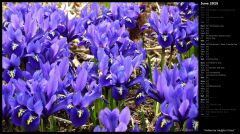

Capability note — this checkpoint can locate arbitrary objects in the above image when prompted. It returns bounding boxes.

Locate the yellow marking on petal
[34,55,39,62]
[8,70,15,78]
[57,94,66,98]
[97,15,103,19]
[181,82,186,87]
[193,121,199,130]
[78,110,83,118]
[161,119,169,128]
[187,10,192,15]
[67,104,73,109]
[60,35,64,39]
[87,20,91,25]
[180,41,184,47]
[27,116,37,125]
[187,41,191,45]
[98,70,103,77]
[12,43,19,50]
[163,35,167,42]
[180,2,184,6]
[87,85,90,90]
[107,12,112,16]
[106,74,112,80]
[47,36,51,40]
[126,18,132,23]
[4,22,9,27]
[118,87,123,96]
[110,58,113,64]
[181,18,187,23]
[136,92,144,99]
[50,31,55,37]
[18,109,26,118]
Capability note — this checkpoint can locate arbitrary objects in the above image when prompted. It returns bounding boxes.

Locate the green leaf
[147,55,153,81]
[103,2,111,9]
[140,107,147,132]
[49,116,57,132]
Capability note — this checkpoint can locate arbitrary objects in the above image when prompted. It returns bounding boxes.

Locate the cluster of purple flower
[2,2,198,132]
[142,2,198,53]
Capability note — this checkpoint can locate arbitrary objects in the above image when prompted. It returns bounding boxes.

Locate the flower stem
[140,106,147,132]
[169,44,174,68]
[160,48,166,71]
[49,116,57,132]
[155,102,160,116]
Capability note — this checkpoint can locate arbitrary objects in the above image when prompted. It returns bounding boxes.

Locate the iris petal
[70,107,89,128]
[21,111,40,132]
[112,85,128,101]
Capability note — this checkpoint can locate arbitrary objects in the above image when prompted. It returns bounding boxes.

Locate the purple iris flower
[109,54,143,100]
[9,91,43,132]
[94,106,131,132]
[178,2,198,19]
[177,54,198,83]
[2,54,22,82]
[85,20,126,57]
[127,63,154,105]
[110,2,141,29]
[95,6,113,24]
[153,55,198,131]
[66,83,102,128]
[2,25,24,57]
[186,18,198,47]
[149,6,173,48]
[155,115,173,132]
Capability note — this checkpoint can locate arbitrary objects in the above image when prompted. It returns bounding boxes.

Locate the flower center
[12,43,19,50]
[126,17,132,23]
[50,31,55,37]
[163,34,168,42]
[18,108,27,118]
[192,120,199,130]
[34,55,39,62]
[161,118,169,128]
[181,82,186,87]
[118,87,123,95]
[180,41,184,47]
[67,104,73,109]
[98,70,103,77]
[186,41,191,45]
[78,110,83,118]
[27,115,37,125]
[136,92,144,98]
[106,74,112,80]
[187,10,192,15]
[8,69,16,78]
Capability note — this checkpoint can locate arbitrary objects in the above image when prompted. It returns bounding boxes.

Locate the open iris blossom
[2,54,22,82]
[149,6,173,48]
[178,2,198,19]
[110,2,142,29]
[66,83,102,127]
[85,20,127,57]
[145,3,198,53]
[153,55,198,132]
[94,107,131,132]
[9,91,43,132]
